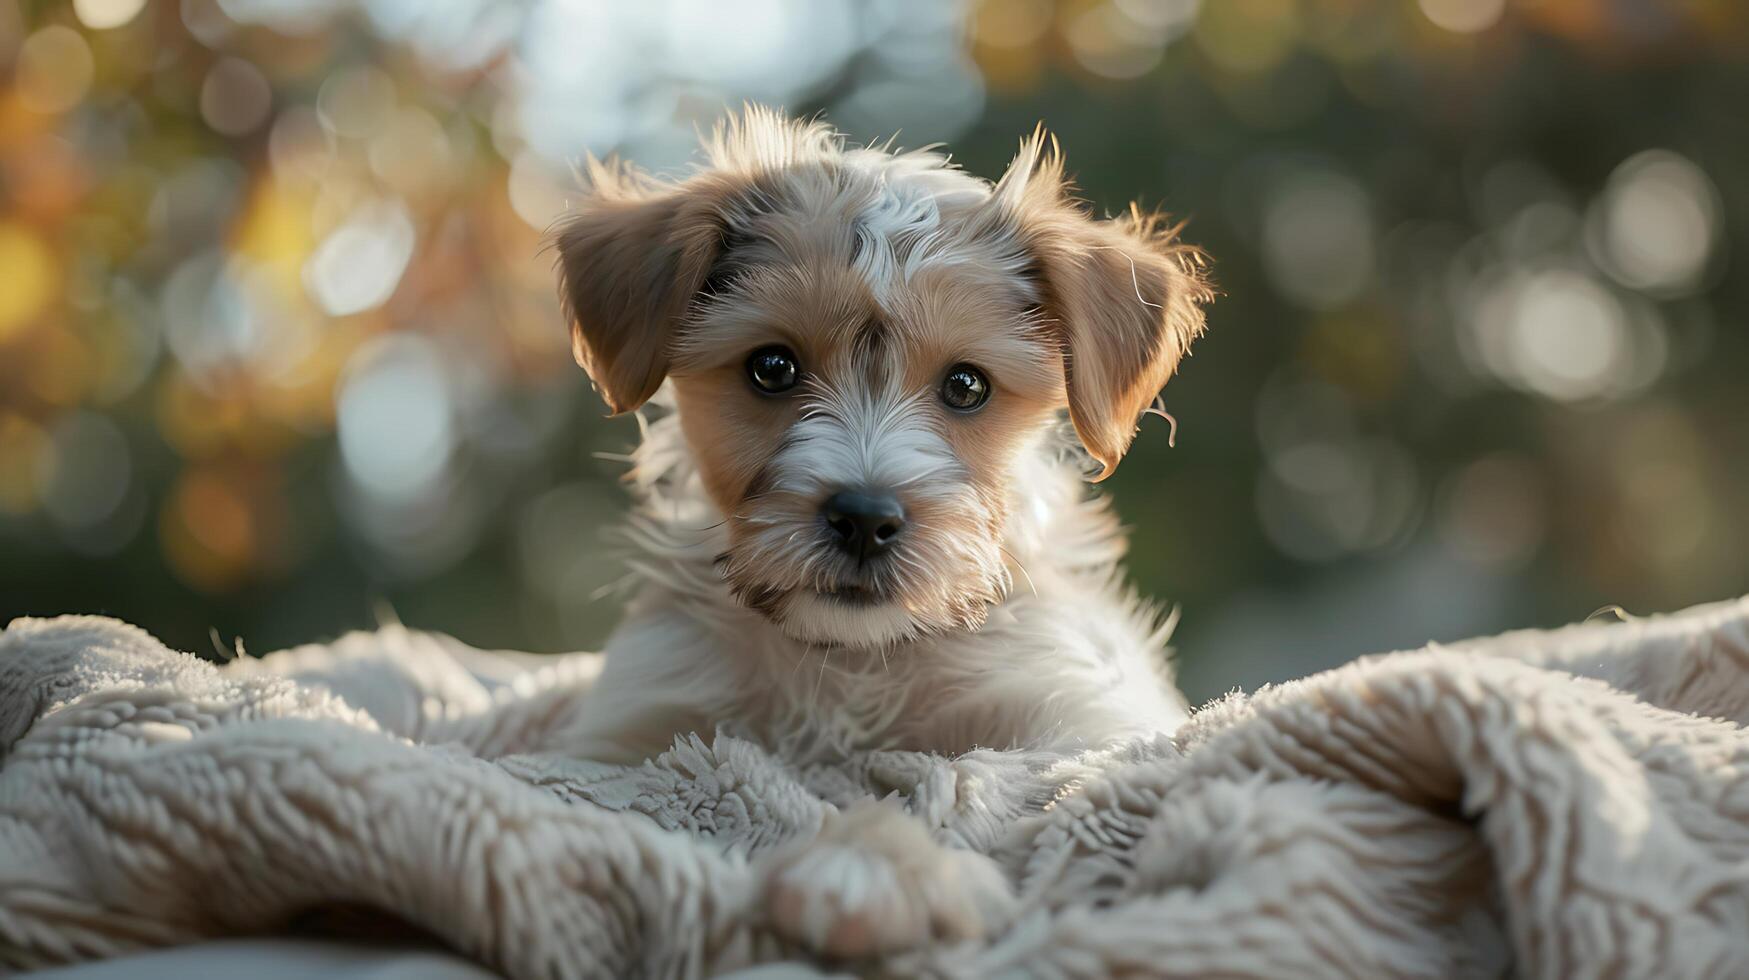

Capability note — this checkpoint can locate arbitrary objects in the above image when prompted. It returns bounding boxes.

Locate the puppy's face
[555,109,1210,648]
[665,217,1063,646]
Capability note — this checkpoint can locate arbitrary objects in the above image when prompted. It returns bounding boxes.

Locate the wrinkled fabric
[4,597,1749,979]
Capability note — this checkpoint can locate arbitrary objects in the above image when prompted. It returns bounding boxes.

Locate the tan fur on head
[551,106,1213,648]
[554,108,845,415]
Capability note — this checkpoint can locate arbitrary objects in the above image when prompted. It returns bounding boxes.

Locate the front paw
[760,801,1015,959]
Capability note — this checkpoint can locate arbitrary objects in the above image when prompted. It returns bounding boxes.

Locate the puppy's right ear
[553,160,742,415]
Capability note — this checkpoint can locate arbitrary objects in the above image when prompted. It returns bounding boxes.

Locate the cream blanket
[4,598,1749,978]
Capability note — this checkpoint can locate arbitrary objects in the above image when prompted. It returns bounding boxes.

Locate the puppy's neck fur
[569,399,1187,765]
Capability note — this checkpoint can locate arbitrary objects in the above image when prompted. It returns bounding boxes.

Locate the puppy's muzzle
[821,489,906,562]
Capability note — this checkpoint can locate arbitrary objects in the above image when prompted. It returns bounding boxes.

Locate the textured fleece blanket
[4,598,1749,978]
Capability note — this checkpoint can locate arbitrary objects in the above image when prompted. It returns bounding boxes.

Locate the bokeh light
[303,197,415,316]
[1589,150,1721,296]
[1,0,1745,703]
[0,223,56,342]
[200,58,274,136]
[73,0,148,31]
[1467,266,1662,402]
[1418,0,1507,35]
[15,26,94,115]
[1261,170,1375,312]
[1437,454,1547,571]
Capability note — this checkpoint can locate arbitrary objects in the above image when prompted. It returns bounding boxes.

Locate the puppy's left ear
[553,160,743,415]
[982,132,1213,481]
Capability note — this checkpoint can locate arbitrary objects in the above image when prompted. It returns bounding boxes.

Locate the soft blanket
[4,597,1749,978]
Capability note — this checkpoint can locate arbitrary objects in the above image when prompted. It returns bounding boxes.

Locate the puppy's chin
[769,591,923,648]
[717,510,1012,648]
[745,587,1000,648]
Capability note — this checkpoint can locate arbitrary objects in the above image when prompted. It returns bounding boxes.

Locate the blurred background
[1,0,1745,702]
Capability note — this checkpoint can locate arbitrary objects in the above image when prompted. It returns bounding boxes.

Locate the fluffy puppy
[552,106,1213,955]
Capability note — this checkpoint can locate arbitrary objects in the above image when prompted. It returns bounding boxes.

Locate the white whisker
[1000,545,1039,599]
[1087,243,1164,312]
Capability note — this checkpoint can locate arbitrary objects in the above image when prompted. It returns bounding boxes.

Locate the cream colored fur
[9,599,1749,975]
[554,107,1202,770]
[551,108,1206,956]
[560,401,1188,767]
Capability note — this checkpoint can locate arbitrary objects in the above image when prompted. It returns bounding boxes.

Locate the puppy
[552,106,1212,954]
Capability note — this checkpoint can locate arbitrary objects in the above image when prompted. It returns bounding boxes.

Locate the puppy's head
[555,107,1211,648]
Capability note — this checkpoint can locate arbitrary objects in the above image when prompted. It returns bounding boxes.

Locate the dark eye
[746,346,800,394]
[940,364,990,412]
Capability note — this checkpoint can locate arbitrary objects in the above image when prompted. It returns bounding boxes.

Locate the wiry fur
[572,403,1186,766]
[551,106,1213,767]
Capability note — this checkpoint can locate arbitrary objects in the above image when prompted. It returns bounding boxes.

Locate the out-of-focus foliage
[1,0,1745,700]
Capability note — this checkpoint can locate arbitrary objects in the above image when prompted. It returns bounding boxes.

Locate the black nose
[822,490,906,560]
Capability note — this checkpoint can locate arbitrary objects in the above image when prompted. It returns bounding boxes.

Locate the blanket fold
[4,598,1749,978]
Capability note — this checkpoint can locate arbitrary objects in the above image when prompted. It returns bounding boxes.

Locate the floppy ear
[984,132,1213,481]
[553,160,743,415]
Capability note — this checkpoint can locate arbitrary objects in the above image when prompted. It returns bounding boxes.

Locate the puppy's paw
[761,801,1015,959]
